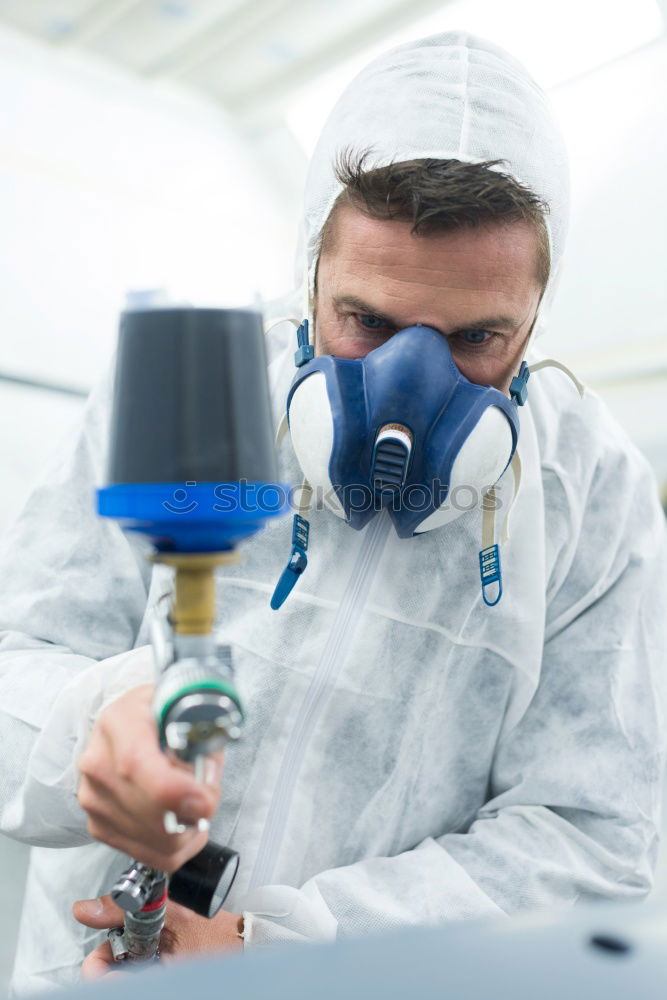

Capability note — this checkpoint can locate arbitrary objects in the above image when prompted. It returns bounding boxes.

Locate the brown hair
[317,150,551,291]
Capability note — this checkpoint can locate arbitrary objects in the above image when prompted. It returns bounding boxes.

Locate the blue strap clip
[270,514,310,610]
[294,319,314,368]
[479,544,503,607]
[509,361,530,406]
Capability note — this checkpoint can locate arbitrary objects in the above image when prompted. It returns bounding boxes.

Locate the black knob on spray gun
[97,305,288,964]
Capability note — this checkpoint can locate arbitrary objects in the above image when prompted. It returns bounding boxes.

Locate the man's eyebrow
[332,295,520,332]
[332,295,395,323]
[451,315,519,332]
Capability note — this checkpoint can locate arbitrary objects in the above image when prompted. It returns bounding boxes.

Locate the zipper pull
[270,514,310,610]
[479,543,503,606]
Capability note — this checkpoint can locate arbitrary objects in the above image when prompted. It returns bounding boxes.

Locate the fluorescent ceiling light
[286,0,664,156]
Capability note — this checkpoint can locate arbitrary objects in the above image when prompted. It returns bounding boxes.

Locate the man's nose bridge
[363,323,460,430]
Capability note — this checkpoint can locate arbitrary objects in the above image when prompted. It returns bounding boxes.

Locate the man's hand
[73,895,243,980]
[77,684,224,871]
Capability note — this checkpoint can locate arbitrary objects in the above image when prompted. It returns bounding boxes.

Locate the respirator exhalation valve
[371,423,413,495]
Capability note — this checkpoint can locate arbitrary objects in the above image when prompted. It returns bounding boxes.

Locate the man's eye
[357,314,388,331]
[457,329,492,346]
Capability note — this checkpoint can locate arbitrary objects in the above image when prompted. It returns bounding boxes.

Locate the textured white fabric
[0,31,666,995]
[241,885,337,947]
[2,324,666,989]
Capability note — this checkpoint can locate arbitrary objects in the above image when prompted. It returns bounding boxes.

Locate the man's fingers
[83,740,218,825]
[114,742,218,819]
[83,819,209,873]
[73,895,126,929]
[78,684,225,868]
[77,774,141,826]
[97,691,218,817]
[80,940,122,981]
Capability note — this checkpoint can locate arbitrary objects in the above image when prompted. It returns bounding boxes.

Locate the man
[1,33,665,992]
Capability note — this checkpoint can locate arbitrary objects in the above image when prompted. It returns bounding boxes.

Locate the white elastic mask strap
[275,412,289,449]
[516,306,584,399]
[274,404,313,517]
[501,450,523,544]
[296,477,313,518]
[481,446,522,552]
[528,358,585,398]
[264,316,300,335]
[481,488,497,552]
[275,419,313,517]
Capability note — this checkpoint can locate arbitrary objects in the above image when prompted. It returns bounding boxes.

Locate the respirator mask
[271,319,533,610]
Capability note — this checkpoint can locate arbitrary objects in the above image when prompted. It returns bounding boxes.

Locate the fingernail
[164,811,187,835]
[79,898,104,916]
[178,795,206,823]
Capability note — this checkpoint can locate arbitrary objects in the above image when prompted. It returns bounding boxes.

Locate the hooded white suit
[1,33,665,994]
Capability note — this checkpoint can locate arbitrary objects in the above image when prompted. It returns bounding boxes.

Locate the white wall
[0,25,295,385]
[0,24,296,530]
[538,34,667,483]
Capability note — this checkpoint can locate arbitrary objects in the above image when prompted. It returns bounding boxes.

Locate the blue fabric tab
[270,514,310,609]
[479,544,503,606]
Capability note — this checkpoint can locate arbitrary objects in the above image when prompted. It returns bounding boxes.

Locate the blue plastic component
[274,322,519,611]
[479,544,503,606]
[98,481,290,552]
[270,514,310,610]
[294,319,314,368]
[285,325,520,538]
[509,362,530,406]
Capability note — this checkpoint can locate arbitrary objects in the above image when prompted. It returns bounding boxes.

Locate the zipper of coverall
[248,508,391,890]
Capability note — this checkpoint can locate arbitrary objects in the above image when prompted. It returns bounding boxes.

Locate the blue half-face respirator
[271,320,530,610]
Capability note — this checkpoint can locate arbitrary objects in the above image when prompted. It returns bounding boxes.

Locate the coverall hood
[300,31,570,337]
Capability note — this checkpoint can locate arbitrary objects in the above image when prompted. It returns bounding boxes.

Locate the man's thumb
[72,894,126,928]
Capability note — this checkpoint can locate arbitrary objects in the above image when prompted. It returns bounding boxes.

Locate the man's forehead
[326,201,537,264]
[318,205,539,298]
[317,204,540,330]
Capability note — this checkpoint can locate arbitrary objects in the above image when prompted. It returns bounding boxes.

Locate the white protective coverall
[1,32,666,995]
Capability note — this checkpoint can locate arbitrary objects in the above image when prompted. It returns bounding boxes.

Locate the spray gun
[97,304,288,964]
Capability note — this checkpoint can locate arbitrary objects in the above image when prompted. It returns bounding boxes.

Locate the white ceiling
[2,0,665,136]
[0,0,452,122]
